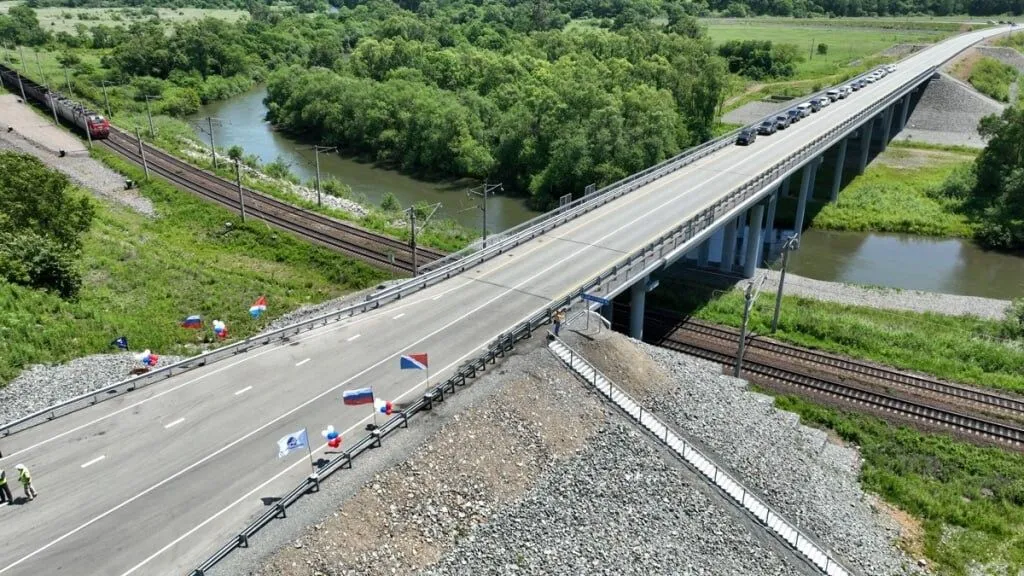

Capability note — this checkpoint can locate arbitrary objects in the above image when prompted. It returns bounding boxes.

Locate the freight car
[0,62,109,140]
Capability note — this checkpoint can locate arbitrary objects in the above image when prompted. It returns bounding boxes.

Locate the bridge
[0,25,1009,576]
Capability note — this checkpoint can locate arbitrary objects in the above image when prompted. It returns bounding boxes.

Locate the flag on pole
[374,398,394,416]
[342,387,374,405]
[277,428,309,458]
[249,296,267,318]
[400,353,428,370]
[136,349,159,367]
[110,336,129,350]
[180,315,202,329]
[212,320,228,339]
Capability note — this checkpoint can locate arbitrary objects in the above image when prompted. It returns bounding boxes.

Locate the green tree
[971,107,1024,250]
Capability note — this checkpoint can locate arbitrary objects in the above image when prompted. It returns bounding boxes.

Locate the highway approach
[0,24,1011,576]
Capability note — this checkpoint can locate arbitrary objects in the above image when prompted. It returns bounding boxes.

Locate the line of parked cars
[736,65,897,146]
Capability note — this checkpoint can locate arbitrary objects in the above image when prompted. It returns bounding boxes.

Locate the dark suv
[757,120,777,135]
[774,114,791,129]
[736,127,757,145]
[786,108,802,123]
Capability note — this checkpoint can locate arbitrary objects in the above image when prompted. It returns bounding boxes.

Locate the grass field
[774,395,1024,575]
[648,284,1024,394]
[0,148,388,386]
[0,2,246,33]
[810,146,977,237]
[704,21,949,79]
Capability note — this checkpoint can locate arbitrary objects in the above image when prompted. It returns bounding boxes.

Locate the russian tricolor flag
[181,315,202,329]
[249,296,267,318]
[342,387,374,405]
[400,353,428,370]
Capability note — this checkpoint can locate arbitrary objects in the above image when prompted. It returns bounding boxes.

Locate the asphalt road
[0,25,1010,576]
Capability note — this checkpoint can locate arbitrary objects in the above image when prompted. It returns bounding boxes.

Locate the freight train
[0,62,110,140]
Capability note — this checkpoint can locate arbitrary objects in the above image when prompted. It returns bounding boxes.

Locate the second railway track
[103,128,447,273]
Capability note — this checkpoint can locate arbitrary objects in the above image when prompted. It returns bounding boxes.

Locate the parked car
[840,86,852,98]
[816,96,831,108]
[865,75,877,84]
[757,120,777,135]
[797,102,813,117]
[809,99,822,113]
[736,127,757,145]
[886,65,897,73]
[851,80,863,91]
[774,114,791,129]
[826,89,841,102]
[787,108,803,123]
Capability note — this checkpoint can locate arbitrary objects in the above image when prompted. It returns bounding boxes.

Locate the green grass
[774,395,1024,575]
[966,56,1020,102]
[810,147,977,237]
[0,148,389,386]
[704,21,948,79]
[649,286,1024,394]
[996,31,1024,54]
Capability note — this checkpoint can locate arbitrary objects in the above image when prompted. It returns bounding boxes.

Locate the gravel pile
[419,420,796,576]
[571,332,923,576]
[897,73,1003,148]
[744,268,1012,320]
[0,122,155,216]
[0,352,186,425]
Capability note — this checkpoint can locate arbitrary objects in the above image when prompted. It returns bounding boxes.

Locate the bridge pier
[630,280,646,339]
[794,159,819,234]
[697,239,710,268]
[830,137,849,203]
[601,302,613,325]
[880,106,894,150]
[720,217,739,273]
[780,175,791,198]
[762,188,777,258]
[857,120,874,175]
[743,202,765,278]
[898,92,913,132]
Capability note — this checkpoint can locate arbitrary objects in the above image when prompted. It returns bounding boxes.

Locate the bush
[380,192,401,212]
[968,57,1019,102]
[817,43,828,55]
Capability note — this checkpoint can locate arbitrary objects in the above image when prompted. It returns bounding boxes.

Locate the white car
[865,75,877,83]
[886,65,897,73]
[816,96,831,108]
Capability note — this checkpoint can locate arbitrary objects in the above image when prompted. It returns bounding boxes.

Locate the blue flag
[111,336,129,350]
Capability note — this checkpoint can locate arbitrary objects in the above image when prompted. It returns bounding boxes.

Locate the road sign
[581,293,609,305]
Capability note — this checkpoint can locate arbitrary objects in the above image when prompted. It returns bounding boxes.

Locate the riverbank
[647,276,1023,394]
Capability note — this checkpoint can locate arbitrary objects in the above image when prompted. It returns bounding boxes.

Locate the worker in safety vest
[0,468,11,504]
[15,464,36,501]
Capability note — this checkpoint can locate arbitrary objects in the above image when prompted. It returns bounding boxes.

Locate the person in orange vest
[0,467,12,505]
[15,464,37,501]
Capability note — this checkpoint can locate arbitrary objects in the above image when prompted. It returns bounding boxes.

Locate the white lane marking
[295,358,311,367]
[163,418,185,430]
[431,294,442,301]
[234,386,253,396]
[346,334,361,342]
[80,455,105,469]
[392,313,405,320]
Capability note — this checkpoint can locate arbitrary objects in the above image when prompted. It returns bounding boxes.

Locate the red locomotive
[0,62,110,140]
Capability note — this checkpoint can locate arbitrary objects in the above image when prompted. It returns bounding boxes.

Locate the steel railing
[547,337,855,576]
[0,61,931,439]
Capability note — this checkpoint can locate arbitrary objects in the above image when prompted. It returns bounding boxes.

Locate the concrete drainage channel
[547,337,857,576]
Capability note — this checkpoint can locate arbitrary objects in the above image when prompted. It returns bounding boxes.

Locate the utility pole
[44,82,59,126]
[734,273,768,378]
[809,37,815,60]
[143,95,160,137]
[63,66,72,95]
[135,126,150,179]
[19,46,28,75]
[771,234,800,333]
[404,202,441,277]
[468,181,503,249]
[99,80,113,118]
[310,145,337,207]
[34,49,43,82]
[197,117,222,169]
[234,159,247,222]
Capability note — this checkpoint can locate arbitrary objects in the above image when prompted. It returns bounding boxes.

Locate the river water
[188,86,1022,300]
[186,86,540,231]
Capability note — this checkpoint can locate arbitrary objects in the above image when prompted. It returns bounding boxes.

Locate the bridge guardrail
[548,337,854,576]
[0,60,925,439]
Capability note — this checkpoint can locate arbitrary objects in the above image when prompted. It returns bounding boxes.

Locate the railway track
[103,129,446,273]
[653,326,1024,449]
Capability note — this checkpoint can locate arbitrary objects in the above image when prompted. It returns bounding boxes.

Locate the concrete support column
[830,137,849,203]
[630,280,646,340]
[898,92,912,132]
[858,120,874,175]
[743,203,766,279]
[794,160,819,234]
[721,217,739,273]
[762,189,778,253]
[880,106,894,150]
[697,239,710,268]
[601,303,613,325]
[780,175,791,197]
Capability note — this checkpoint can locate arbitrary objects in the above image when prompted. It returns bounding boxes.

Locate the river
[188,86,1022,300]
[186,86,540,231]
